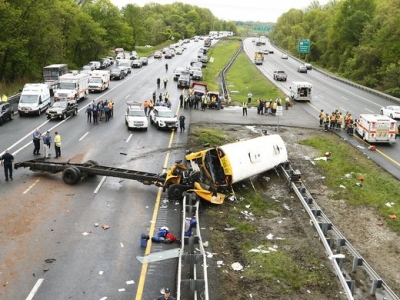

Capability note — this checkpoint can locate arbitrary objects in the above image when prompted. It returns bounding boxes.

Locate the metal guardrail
[5,93,21,114]
[177,193,209,300]
[219,40,244,104]
[280,162,400,300]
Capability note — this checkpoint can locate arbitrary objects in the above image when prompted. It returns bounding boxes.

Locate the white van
[18,83,51,116]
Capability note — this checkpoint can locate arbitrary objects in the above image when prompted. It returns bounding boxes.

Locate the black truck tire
[62,167,81,185]
[168,184,189,200]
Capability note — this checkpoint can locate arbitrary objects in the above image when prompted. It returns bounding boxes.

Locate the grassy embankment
[189,37,400,295]
[203,37,286,104]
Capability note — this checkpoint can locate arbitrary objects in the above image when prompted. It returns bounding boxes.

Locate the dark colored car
[46,100,78,120]
[140,57,148,66]
[177,72,191,89]
[110,68,125,80]
[0,102,14,125]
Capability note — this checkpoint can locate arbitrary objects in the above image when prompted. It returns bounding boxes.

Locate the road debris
[231,262,243,271]
[102,224,110,230]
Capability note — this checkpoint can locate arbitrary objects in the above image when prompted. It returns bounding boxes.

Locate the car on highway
[281,54,288,59]
[149,106,178,130]
[297,65,308,73]
[125,101,148,130]
[46,99,78,120]
[100,58,111,69]
[118,66,130,76]
[177,72,191,89]
[140,57,148,66]
[268,50,274,54]
[0,102,14,125]
[273,70,287,81]
[164,51,172,59]
[132,59,142,68]
[110,68,125,80]
[173,67,185,81]
[90,61,101,70]
[304,63,313,70]
[192,69,203,81]
[154,51,162,59]
[380,105,400,119]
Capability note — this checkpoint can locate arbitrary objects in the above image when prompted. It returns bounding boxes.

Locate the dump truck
[254,52,264,65]
[14,135,287,204]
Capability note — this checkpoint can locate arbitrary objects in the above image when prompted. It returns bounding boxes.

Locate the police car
[125,101,148,130]
[149,106,178,130]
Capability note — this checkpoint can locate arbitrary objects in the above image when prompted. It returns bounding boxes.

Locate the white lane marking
[79,132,89,141]
[23,179,40,195]
[26,278,44,300]
[365,108,374,113]
[341,96,348,101]
[339,107,347,112]
[94,176,106,194]
[126,134,133,143]
[125,95,130,99]
[320,95,325,99]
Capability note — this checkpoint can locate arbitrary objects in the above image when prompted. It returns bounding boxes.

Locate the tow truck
[14,135,288,204]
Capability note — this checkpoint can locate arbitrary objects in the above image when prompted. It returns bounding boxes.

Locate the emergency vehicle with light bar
[355,114,397,143]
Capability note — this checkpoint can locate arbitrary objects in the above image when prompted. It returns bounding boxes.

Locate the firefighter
[344,112,351,130]
[319,109,325,127]
[324,114,330,131]
[336,112,343,131]
[330,112,336,130]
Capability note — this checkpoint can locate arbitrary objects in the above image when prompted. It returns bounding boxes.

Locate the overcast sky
[110,0,330,23]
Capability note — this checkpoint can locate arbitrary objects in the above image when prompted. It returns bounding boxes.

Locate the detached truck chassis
[14,159,202,201]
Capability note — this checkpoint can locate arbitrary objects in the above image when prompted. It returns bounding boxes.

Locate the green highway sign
[254,26,271,32]
[298,39,310,54]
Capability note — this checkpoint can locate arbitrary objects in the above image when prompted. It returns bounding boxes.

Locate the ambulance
[355,114,397,143]
[290,81,312,101]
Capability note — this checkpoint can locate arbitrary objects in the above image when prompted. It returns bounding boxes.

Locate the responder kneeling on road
[143,227,180,244]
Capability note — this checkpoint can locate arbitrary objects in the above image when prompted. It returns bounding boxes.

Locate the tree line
[0,0,237,85]
[270,0,400,97]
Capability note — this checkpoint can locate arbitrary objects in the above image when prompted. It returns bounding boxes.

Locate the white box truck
[18,83,51,116]
[88,70,110,92]
[54,72,89,101]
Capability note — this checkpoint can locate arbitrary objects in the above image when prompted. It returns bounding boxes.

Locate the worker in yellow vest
[242,102,247,116]
[319,109,325,127]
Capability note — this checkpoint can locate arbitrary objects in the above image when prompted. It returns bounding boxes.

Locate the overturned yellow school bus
[183,134,288,203]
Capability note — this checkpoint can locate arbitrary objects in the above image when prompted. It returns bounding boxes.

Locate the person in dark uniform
[85,105,92,123]
[157,288,175,300]
[1,149,14,181]
[32,128,41,155]
[92,105,99,124]
[157,78,161,89]
[179,114,186,132]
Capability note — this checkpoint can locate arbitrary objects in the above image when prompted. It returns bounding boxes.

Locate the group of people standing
[32,128,62,159]
[319,109,355,134]
[85,100,114,124]
[242,98,282,116]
